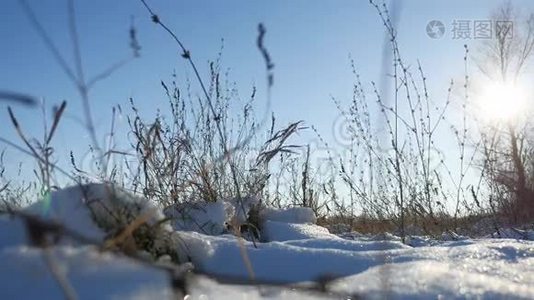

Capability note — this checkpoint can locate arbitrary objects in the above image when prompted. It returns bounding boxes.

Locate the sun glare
[478,81,528,123]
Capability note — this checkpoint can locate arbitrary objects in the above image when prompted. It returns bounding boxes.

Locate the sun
[477,81,528,123]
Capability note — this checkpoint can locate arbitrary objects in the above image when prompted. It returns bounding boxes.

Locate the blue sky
[2,0,534,182]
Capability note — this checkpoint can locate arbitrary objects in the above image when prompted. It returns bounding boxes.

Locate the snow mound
[174,229,534,298]
[260,207,316,224]
[175,230,391,283]
[25,183,169,243]
[3,184,534,298]
[25,184,108,241]
[19,184,180,261]
[331,259,534,299]
[284,238,409,252]
[187,275,331,299]
[261,221,336,242]
[0,216,28,248]
[2,207,534,299]
[0,245,171,299]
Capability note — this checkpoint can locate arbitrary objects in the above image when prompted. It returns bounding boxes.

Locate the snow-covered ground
[1,184,533,299]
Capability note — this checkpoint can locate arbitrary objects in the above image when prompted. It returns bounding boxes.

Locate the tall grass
[2,0,533,252]
[318,2,493,238]
[2,1,534,298]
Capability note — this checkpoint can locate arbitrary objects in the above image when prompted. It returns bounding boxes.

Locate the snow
[0,216,27,248]
[261,221,336,242]
[2,184,534,299]
[0,245,172,299]
[331,260,534,299]
[186,276,331,300]
[283,238,409,252]
[175,230,389,283]
[259,206,327,241]
[177,231,534,297]
[25,184,108,242]
[25,184,170,243]
[331,238,534,299]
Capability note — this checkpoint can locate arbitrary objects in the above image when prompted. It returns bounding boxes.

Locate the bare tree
[475,1,534,222]
[476,2,534,82]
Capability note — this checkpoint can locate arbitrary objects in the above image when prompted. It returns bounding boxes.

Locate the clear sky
[2,0,534,184]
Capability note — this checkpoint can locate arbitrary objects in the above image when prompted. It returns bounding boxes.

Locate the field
[1,0,534,299]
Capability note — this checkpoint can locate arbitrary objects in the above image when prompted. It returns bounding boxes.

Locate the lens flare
[478,81,528,123]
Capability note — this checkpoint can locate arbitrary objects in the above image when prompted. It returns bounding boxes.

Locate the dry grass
[1,5,534,298]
